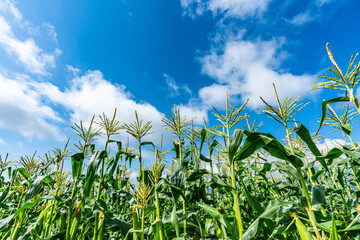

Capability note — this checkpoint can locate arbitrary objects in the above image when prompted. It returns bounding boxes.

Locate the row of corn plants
[1,44,360,239]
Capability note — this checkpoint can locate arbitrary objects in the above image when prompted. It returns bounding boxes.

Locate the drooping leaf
[205,127,227,137]
[316,96,350,135]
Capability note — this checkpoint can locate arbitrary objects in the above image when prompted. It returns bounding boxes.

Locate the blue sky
[0,0,359,165]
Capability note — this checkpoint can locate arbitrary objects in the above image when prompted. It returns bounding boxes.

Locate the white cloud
[290,11,315,25]
[177,104,208,126]
[208,0,271,18]
[33,70,170,144]
[0,137,6,145]
[66,65,81,76]
[198,36,316,108]
[0,74,65,141]
[43,23,58,43]
[0,0,22,21]
[0,3,60,75]
[198,84,230,109]
[163,73,191,97]
[316,0,334,6]
[316,138,345,153]
[180,0,272,19]
[180,0,208,17]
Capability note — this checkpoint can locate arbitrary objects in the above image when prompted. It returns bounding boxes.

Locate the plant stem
[285,126,321,240]
[138,141,143,183]
[230,162,244,238]
[94,140,109,240]
[155,190,165,240]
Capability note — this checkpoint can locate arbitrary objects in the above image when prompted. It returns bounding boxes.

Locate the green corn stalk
[212,92,248,238]
[150,144,166,240]
[162,105,192,235]
[260,84,322,240]
[67,115,99,240]
[311,43,360,115]
[94,109,124,240]
[124,110,153,183]
[132,206,141,240]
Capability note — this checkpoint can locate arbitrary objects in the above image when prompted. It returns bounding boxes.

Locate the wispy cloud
[0,0,22,21]
[66,65,81,76]
[316,0,334,7]
[43,23,58,43]
[163,73,191,97]
[180,0,272,19]
[290,11,315,25]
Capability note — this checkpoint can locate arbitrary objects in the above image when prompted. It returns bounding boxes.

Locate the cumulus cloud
[0,74,65,141]
[316,138,345,154]
[33,70,170,143]
[180,0,272,19]
[177,104,208,126]
[0,68,173,145]
[0,1,60,75]
[198,36,316,108]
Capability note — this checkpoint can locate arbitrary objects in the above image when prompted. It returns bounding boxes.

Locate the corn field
[1,44,360,240]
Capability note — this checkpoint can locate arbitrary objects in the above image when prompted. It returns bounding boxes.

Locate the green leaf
[209,140,218,156]
[205,127,227,137]
[199,128,207,152]
[242,181,264,215]
[311,170,325,181]
[18,167,29,180]
[171,205,180,237]
[311,185,325,209]
[229,128,244,162]
[341,122,352,135]
[316,96,350,135]
[140,141,155,148]
[295,216,313,240]
[290,124,321,157]
[71,153,84,178]
[272,162,299,180]
[241,200,293,240]
[330,214,339,240]
[0,197,44,230]
[198,203,231,230]
[233,132,268,163]
[186,169,208,182]
[82,150,106,207]
[25,175,55,202]
[238,132,303,167]
[200,154,212,163]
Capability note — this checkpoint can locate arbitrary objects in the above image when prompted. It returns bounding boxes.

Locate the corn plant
[1,43,360,240]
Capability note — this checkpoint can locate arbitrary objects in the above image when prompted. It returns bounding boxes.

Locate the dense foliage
[1,44,360,240]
